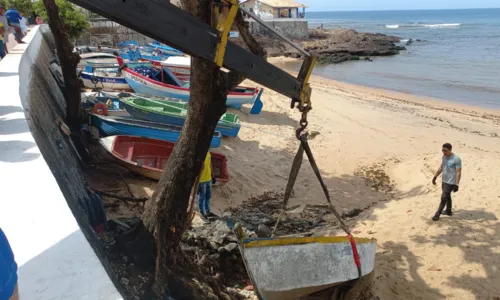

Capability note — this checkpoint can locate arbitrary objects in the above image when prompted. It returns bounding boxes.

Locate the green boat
[120,97,241,137]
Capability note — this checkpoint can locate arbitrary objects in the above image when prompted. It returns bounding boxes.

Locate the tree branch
[226,11,267,90]
[43,0,82,125]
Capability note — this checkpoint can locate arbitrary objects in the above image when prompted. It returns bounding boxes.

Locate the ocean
[288,9,500,109]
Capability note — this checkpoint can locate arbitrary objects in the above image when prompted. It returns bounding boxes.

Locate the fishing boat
[117,57,264,114]
[82,93,129,117]
[120,97,241,137]
[99,135,229,184]
[89,114,222,148]
[160,56,190,82]
[80,52,118,61]
[144,40,184,56]
[117,40,138,48]
[240,236,377,299]
[79,65,132,90]
[74,46,119,54]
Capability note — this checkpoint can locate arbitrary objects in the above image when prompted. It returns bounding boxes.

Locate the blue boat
[144,41,184,56]
[117,40,138,48]
[119,47,178,62]
[118,58,265,114]
[89,114,222,148]
[119,97,241,137]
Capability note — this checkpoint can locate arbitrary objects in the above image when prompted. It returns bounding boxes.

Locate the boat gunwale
[122,66,259,96]
[92,114,223,138]
[122,97,241,128]
[243,236,376,248]
[104,136,228,182]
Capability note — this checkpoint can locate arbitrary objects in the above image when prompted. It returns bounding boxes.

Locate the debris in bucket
[224,191,332,236]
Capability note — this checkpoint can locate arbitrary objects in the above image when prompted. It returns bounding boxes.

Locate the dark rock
[343,208,363,218]
[406,38,414,45]
[234,28,405,64]
[256,224,272,237]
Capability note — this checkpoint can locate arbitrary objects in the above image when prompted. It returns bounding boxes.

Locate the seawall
[247,19,309,39]
[0,25,121,299]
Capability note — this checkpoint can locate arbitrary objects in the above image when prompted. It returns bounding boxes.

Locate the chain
[295,104,311,140]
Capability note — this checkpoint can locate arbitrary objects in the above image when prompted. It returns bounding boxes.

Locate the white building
[240,0,307,20]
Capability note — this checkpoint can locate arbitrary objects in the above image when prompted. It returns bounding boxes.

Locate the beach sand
[209,63,500,299]
[90,57,500,299]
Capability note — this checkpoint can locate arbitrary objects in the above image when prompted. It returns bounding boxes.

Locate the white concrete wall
[248,19,309,39]
[0,25,121,300]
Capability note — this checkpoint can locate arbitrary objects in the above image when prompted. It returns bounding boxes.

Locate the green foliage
[3,0,34,16]
[33,0,89,39]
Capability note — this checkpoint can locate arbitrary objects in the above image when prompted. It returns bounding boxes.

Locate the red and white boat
[99,135,229,185]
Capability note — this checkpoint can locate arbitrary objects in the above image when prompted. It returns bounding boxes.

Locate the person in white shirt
[19,14,27,36]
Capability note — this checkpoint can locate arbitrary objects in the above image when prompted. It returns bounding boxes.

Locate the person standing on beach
[198,152,217,224]
[432,143,462,221]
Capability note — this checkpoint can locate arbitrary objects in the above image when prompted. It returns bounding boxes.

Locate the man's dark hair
[443,143,452,150]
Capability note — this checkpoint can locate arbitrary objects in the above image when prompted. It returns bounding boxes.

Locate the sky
[300,0,500,12]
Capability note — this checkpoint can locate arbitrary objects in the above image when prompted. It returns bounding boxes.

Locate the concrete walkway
[0,27,121,299]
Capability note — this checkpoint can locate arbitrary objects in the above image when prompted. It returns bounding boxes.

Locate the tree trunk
[140,0,266,297]
[43,0,82,125]
[148,57,228,297]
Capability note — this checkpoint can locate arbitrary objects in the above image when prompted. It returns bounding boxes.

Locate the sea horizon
[298,8,500,110]
[306,7,500,13]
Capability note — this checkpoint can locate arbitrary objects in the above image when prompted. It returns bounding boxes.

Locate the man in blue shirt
[5,6,23,43]
[432,143,462,221]
[0,228,18,300]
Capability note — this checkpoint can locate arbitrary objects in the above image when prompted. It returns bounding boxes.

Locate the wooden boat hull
[119,61,264,114]
[120,98,241,137]
[99,135,228,184]
[89,114,222,148]
[241,236,377,300]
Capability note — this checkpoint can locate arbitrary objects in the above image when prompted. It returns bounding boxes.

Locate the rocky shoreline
[235,28,407,64]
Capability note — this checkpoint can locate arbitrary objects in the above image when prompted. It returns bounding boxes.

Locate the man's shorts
[0,228,17,300]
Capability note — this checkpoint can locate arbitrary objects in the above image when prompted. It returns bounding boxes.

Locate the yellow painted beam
[214,0,239,67]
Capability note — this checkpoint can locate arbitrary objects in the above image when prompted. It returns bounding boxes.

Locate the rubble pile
[181,191,333,297]
[226,191,331,237]
[181,220,251,288]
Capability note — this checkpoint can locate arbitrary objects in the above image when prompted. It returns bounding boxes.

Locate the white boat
[80,65,131,91]
[240,236,377,299]
[161,56,191,82]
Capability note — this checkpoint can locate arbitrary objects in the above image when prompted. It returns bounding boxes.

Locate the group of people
[0,5,28,59]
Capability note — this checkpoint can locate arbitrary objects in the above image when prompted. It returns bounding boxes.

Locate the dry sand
[90,57,500,299]
[209,63,500,299]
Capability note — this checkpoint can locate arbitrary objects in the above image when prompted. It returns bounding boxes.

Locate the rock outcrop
[234,28,406,64]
